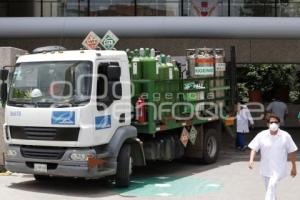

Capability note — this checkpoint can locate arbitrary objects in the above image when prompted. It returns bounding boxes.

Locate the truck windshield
[8,61,92,107]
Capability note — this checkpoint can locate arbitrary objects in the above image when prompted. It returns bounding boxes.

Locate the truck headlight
[70,153,88,161]
[6,150,17,157]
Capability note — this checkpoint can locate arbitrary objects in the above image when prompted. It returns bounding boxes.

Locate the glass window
[278,0,300,17]
[0,0,64,17]
[1,0,34,17]
[137,0,181,16]
[230,0,276,17]
[41,0,64,17]
[66,0,89,16]
[187,0,228,16]
[0,2,7,17]
[89,0,134,16]
[8,61,93,107]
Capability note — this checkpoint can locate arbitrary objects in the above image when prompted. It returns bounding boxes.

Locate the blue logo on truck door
[51,111,75,125]
[95,115,111,130]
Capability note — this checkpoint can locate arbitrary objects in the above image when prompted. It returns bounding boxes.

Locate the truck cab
[3,49,142,187]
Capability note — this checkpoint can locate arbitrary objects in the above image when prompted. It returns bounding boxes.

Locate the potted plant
[238,64,298,103]
[270,64,295,102]
[238,64,273,102]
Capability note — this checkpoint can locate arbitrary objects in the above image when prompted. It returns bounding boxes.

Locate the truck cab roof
[16,50,128,64]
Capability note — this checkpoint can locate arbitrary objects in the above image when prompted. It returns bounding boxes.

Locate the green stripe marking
[114,176,222,197]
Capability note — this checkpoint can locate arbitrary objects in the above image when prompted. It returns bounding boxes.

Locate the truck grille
[9,126,80,141]
[21,146,66,160]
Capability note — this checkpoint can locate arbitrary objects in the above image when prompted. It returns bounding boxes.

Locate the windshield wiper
[51,102,73,108]
[70,99,90,106]
[36,102,54,108]
[8,99,90,108]
[50,99,90,107]
[7,100,36,107]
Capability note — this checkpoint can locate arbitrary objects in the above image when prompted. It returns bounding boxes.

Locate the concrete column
[0,47,27,166]
[0,108,4,166]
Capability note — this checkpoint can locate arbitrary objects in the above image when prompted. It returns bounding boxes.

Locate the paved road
[1,149,299,200]
[1,128,299,200]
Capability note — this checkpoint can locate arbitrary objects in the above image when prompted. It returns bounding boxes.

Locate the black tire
[33,174,50,181]
[202,128,220,164]
[115,144,131,188]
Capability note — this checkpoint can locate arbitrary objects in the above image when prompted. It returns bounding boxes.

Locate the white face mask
[269,123,279,132]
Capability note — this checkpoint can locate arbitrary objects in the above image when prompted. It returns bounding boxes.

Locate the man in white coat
[236,102,254,150]
[248,114,297,200]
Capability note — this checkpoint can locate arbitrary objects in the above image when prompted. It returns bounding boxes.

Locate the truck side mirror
[106,81,122,100]
[1,82,8,106]
[112,81,122,100]
[0,69,9,81]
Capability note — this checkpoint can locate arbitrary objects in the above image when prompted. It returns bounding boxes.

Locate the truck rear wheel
[115,143,132,188]
[202,128,220,164]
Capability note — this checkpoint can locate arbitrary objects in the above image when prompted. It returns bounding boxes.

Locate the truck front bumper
[5,145,116,179]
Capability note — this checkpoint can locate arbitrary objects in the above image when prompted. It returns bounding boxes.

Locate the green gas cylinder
[145,48,150,57]
[159,54,168,93]
[142,48,159,80]
[128,50,136,65]
[139,48,145,57]
[166,55,174,81]
[159,54,168,80]
[170,60,180,116]
[133,49,139,57]
[131,57,142,79]
[128,50,134,77]
[172,60,180,80]
[158,54,170,118]
[131,57,142,96]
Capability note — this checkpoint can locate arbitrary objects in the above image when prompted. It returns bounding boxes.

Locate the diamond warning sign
[180,127,189,147]
[82,31,101,50]
[101,30,119,50]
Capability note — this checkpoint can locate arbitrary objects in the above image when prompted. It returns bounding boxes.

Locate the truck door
[94,61,130,143]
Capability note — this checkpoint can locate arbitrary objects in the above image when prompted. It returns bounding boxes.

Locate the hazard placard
[101,30,119,50]
[189,126,198,145]
[82,31,101,50]
[180,127,189,147]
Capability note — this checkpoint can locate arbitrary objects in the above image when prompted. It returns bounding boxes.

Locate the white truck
[1,46,235,187]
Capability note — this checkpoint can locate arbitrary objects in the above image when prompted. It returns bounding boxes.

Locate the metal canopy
[1,17,300,38]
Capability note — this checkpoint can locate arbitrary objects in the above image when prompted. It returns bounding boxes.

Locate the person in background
[248,114,297,200]
[236,101,254,151]
[266,97,288,126]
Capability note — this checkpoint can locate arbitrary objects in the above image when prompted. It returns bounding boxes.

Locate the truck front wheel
[115,143,132,188]
[202,129,220,164]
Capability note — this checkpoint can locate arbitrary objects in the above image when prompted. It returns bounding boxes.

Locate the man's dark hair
[267,114,281,123]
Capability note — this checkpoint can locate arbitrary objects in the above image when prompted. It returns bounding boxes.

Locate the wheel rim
[207,136,217,158]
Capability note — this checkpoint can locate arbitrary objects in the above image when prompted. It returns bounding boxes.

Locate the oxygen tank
[130,49,143,96]
[142,48,159,80]
[194,48,214,77]
[187,49,196,78]
[173,60,180,80]
[159,54,168,81]
[172,60,181,116]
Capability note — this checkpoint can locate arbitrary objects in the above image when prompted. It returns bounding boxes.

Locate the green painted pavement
[115,176,222,197]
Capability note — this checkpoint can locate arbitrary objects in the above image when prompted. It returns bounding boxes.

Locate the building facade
[1,0,300,17]
[1,0,300,64]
